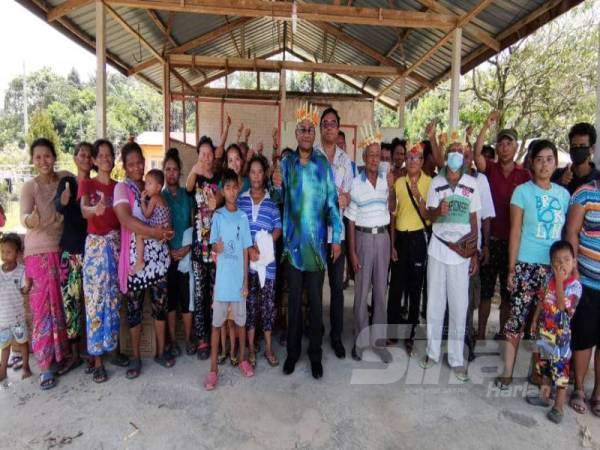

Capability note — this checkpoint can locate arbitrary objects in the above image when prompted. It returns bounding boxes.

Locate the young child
[131,169,172,274]
[204,169,253,390]
[0,234,32,381]
[526,240,582,424]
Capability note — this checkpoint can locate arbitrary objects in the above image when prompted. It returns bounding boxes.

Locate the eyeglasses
[320,120,339,130]
[297,126,315,135]
[406,155,423,162]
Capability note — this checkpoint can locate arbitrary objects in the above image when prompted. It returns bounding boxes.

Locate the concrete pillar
[397,76,406,138]
[95,0,106,138]
[448,27,462,131]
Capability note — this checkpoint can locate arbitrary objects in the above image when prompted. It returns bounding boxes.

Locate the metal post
[449,27,462,131]
[95,0,106,138]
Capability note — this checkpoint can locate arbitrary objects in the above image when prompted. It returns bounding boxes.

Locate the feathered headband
[438,129,467,148]
[408,142,424,155]
[359,124,384,148]
[295,101,319,127]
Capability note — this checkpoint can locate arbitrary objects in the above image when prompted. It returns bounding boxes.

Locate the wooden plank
[171,88,370,101]
[96,0,106,137]
[169,54,403,77]
[48,0,93,22]
[106,0,457,29]
[104,3,165,63]
[146,9,177,48]
[171,67,195,92]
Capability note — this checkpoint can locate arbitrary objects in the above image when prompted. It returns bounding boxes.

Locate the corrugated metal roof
[21,0,584,107]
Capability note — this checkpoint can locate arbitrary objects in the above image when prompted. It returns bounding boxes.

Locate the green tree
[26,108,62,153]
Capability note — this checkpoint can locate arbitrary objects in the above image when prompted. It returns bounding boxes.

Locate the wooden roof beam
[106,0,457,29]
[415,0,500,51]
[146,9,178,48]
[48,0,93,21]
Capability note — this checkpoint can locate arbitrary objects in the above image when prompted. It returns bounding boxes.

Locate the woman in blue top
[495,140,570,389]
[238,155,282,367]
[161,148,194,357]
[219,144,250,194]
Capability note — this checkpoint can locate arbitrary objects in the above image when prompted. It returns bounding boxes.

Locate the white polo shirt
[345,171,390,228]
[426,172,481,264]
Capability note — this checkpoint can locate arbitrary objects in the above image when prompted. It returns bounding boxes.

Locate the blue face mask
[447,152,464,172]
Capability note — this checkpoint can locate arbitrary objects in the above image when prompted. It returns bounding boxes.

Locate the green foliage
[26,108,62,153]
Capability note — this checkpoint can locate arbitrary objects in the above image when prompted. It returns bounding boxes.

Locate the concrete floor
[2,284,600,450]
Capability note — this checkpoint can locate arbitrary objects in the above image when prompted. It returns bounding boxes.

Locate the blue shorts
[0,323,29,350]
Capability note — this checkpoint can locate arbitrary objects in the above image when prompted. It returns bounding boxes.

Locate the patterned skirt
[24,252,69,371]
[59,252,84,340]
[83,232,121,356]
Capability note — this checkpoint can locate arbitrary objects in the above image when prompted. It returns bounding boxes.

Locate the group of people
[1,102,600,425]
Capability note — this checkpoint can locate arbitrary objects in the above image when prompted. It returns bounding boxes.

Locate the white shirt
[426,172,481,265]
[474,171,496,249]
[0,263,26,329]
[345,171,390,228]
[317,145,354,242]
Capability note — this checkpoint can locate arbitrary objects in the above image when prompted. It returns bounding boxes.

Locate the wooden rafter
[169,54,405,78]
[170,67,195,92]
[47,0,93,21]
[104,3,165,63]
[415,0,499,51]
[146,9,177,48]
[105,0,457,29]
[404,0,494,78]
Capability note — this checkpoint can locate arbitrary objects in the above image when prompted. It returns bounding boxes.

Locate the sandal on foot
[10,355,23,370]
[239,360,254,377]
[547,407,564,424]
[264,352,279,367]
[419,356,436,370]
[453,366,470,383]
[110,353,130,368]
[93,366,108,383]
[230,355,239,367]
[154,353,175,368]
[185,341,196,356]
[494,376,512,390]
[197,343,210,360]
[570,390,588,414]
[217,352,228,365]
[40,372,57,391]
[126,359,142,379]
[204,371,218,391]
[526,394,551,407]
[57,358,84,376]
[248,353,257,369]
[590,397,600,417]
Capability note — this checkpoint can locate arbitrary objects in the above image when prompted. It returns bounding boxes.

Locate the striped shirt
[345,171,390,228]
[238,191,282,280]
[0,263,26,329]
[571,181,600,290]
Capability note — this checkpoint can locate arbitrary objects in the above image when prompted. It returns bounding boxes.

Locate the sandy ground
[2,283,600,450]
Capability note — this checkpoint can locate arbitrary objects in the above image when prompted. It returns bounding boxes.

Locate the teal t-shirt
[511,181,570,265]
[161,186,193,250]
[209,207,252,302]
[217,177,250,194]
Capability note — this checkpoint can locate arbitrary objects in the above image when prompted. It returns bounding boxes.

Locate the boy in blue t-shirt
[205,169,253,391]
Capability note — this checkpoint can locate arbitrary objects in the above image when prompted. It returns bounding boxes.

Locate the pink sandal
[204,371,218,391]
[239,360,254,377]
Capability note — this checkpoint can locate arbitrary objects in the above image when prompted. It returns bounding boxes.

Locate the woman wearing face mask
[420,136,480,383]
[494,140,570,390]
[551,123,598,195]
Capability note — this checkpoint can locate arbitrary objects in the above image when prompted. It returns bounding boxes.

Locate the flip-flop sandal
[570,390,588,414]
[248,353,257,369]
[84,360,95,374]
[185,342,197,356]
[590,397,600,417]
[93,366,108,383]
[154,353,175,368]
[8,355,22,369]
[57,358,84,376]
[217,352,228,365]
[526,394,551,407]
[197,344,210,360]
[494,376,512,390]
[40,372,57,391]
[547,408,564,424]
[264,352,279,367]
[126,360,142,379]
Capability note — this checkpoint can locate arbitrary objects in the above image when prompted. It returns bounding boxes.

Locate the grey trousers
[353,230,390,348]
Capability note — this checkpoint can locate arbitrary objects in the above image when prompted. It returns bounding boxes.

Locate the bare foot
[22,368,32,380]
[129,260,144,276]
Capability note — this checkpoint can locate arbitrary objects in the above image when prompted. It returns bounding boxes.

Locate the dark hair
[569,122,597,146]
[481,145,496,160]
[221,168,238,186]
[248,155,269,187]
[30,138,57,160]
[381,142,392,153]
[391,138,407,154]
[550,240,575,259]
[163,148,182,171]
[197,135,215,154]
[146,168,165,186]
[74,141,93,156]
[225,144,243,166]
[93,139,115,159]
[422,140,433,159]
[320,107,340,127]
[337,130,345,139]
[0,233,22,253]
[120,142,143,166]
[530,139,558,163]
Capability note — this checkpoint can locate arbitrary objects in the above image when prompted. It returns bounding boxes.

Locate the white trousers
[426,256,470,368]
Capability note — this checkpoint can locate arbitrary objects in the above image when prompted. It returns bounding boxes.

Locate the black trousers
[287,265,325,363]
[387,229,428,340]
[326,243,345,343]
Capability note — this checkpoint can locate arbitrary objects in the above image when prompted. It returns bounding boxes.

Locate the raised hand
[272,127,278,144]
[225,114,232,129]
[272,159,282,188]
[206,189,217,211]
[60,181,71,206]
[485,111,499,129]
[425,121,436,140]
[237,122,244,141]
[255,141,264,155]
[95,191,106,216]
[244,127,251,140]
